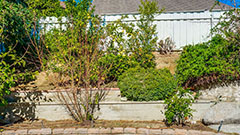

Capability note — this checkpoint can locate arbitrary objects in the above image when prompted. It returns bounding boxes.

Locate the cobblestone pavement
[1,127,225,135]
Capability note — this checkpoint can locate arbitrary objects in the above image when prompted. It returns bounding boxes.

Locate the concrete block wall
[0,89,217,122]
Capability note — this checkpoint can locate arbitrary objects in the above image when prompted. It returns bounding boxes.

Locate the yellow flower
[87,14,91,19]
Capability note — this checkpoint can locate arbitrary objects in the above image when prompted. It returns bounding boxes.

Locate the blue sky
[218,0,240,7]
[60,0,90,2]
[60,0,240,8]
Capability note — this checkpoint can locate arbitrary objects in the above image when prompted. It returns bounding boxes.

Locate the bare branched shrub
[47,27,110,122]
[45,18,110,123]
[157,37,175,55]
[23,0,112,123]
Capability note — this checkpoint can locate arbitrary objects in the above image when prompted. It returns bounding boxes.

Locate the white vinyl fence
[39,10,226,49]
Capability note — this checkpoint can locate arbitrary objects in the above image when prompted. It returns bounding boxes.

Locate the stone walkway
[1,127,225,135]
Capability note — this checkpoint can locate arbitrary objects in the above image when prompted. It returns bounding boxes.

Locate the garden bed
[0,119,216,132]
[10,52,180,92]
[154,52,180,74]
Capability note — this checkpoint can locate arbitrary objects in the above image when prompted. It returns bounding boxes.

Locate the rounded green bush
[117,67,177,101]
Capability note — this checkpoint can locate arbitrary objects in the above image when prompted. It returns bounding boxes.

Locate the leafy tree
[106,0,163,69]
[0,0,34,106]
[0,0,31,56]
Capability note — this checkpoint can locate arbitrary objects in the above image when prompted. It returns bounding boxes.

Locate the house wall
[39,10,225,49]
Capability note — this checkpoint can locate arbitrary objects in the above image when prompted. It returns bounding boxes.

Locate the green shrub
[100,52,155,83]
[164,88,194,125]
[176,35,239,90]
[0,49,28,106]
[0,64,15,106]
[118,67,177,101]
[99,54,138,82]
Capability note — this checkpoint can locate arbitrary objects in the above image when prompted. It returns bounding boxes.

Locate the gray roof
[92,0,232,15]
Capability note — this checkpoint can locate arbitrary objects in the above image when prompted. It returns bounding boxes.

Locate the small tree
[106,0,163,69]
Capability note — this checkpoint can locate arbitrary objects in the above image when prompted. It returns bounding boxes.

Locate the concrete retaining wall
[199,82,240,102]
[29,100,214,121]
[1,90,220,122]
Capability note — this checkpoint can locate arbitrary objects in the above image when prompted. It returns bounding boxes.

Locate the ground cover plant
[176,35,237,90]
[176,8,240,90]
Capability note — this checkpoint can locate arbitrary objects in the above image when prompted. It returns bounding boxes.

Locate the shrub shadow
[0,91,52,125]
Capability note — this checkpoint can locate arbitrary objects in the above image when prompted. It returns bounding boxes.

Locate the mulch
[0,119,216,132]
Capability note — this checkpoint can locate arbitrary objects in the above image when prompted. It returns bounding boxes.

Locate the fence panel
[39,11,225,49]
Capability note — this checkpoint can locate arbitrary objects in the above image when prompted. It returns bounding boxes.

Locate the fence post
[210,12,213,38]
